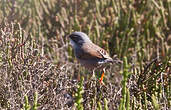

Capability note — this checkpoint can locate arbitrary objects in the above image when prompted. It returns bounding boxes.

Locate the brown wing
[76,43,110,60]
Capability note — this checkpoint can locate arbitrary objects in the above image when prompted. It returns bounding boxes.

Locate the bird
[68,32,113,83]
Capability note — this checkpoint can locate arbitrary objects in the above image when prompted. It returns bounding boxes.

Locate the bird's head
[68,32,92,48]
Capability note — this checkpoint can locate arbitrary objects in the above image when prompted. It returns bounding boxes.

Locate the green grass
[0,0,170,109]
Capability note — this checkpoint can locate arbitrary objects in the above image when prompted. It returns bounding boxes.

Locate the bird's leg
[92,69,96,78]
[99,68,105,83]
[90,69,96,82]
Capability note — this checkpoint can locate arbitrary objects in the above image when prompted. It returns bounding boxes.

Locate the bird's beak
[66,34,74,47]
[66,34,70,40]
[66,34,71,44]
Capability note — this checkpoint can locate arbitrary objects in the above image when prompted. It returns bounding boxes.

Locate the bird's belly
[77,59,99,69]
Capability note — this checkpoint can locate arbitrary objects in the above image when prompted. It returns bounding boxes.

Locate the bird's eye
[70,35,81,43]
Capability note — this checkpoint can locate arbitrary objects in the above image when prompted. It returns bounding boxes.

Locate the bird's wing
[76,43,111,60]
[94,44,112,60]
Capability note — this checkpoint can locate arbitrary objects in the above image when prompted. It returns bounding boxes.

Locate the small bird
[68,32,113,83]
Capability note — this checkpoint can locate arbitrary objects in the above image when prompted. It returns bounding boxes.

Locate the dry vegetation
[0,0,170,110]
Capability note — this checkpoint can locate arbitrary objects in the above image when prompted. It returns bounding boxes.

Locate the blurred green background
[1,0,170,61]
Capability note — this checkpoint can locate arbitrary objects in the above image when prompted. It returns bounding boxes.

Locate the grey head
[68,32,92,48]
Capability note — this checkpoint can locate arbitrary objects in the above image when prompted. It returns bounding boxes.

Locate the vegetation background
[0,0,170,110]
